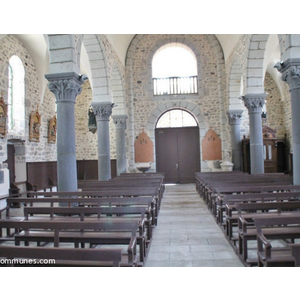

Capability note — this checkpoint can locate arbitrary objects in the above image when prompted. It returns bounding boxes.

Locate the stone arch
[245,34,270,94]
[228,59,244,110]
[46,34,81,75]
[144,101,207,171]
[82,34,111,103]
[111,63,126,115]
[279,34,300,61]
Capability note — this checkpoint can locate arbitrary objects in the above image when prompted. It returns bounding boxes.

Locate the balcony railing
[153,76,198,96]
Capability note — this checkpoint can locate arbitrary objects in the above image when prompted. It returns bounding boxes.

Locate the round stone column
[45,72,85,192]
[275,59,300,184]
[241,94,266,174]
[227,110,243,171]
[92,102,114,181]
[112,115,128,176]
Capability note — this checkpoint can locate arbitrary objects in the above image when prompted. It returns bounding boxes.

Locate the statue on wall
[0,91,8,138]
[29,105,41,142]
[88,105,97,133]
[48,115,57,143]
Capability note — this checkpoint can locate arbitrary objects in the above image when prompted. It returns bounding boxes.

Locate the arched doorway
[155,109,200,183]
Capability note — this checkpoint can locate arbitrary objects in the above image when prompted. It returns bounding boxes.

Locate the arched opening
[8,55,25,132]
[155,109,200,183]
[152,43,198,95]
[156,109,198,128]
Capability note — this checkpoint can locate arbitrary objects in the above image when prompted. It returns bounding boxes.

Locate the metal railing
[153,76,198,96]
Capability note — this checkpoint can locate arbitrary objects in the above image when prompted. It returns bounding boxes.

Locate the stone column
[241,94,266,174]
[45,72,85,192]
[227,110,243,171]
[112,115,128,176]
[92,102,114,181]
[275,59,300,184]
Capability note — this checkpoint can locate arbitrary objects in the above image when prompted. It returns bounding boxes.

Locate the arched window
[156,109,198,128]
[152,44,198,95]
[8,55,25,130]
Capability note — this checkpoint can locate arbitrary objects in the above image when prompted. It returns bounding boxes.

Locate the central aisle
[144,183,244,267]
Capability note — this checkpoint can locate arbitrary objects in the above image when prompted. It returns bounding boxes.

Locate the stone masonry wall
[0,35,57,165]
[128,34,222,142]
[264,72,286,138]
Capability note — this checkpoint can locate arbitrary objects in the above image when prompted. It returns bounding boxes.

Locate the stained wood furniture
[0,245,123,267]
[255,215,300,267]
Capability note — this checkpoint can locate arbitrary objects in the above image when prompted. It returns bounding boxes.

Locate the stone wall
[0,35,57,166]
[129,34,222,136]
[264,72,286,138]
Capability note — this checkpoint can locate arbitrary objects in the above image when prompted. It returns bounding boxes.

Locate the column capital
[240,93,267,113]
[45,72,86,102]
[92,102,114,121]
[274,58,300,91]
[227,109,243,125]
[112,114,128,129]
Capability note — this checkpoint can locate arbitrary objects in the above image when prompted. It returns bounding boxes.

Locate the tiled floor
[144,183,244,267]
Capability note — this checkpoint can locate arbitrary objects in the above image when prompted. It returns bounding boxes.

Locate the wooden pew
[25,189,161,221]
[216,191,300,225]
[195,172,292,203]
[226,199,300,239]
[232,202,300,265]
[22,205,150,260]
[290,244,300,267]
[0,245,123,267]
[254,215,300,267]
[0,219,139,266]
[5,195,157,227]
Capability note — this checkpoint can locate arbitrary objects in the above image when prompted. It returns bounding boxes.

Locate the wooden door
[155,127,200,183]
[264,140,277,173]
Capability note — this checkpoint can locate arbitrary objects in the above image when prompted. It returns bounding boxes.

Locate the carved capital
[227,110,243,125]
[241,93,266,113]
[45,72,86,103]
[92,102,114,122]
[274,59,300,91]
[112,115,128,129]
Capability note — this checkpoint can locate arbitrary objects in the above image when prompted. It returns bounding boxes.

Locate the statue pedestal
[220,161,234,171]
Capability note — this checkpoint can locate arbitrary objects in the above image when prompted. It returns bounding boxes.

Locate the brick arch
[82,35,111,103]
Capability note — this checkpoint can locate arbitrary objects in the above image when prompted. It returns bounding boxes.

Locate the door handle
[175,163,178,169]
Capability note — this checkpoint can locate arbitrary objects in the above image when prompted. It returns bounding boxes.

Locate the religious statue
[29,105,41,142]
[88,105,97,133]
[48,115,57,143]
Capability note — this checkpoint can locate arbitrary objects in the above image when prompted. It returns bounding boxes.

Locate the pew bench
[226,200,300,241]
[210,184,300,214]
[234,203,300,265]
[0,219,140,266]
[0,245,123,267]
[255,216,300,267]
[216,191,300,225]
[5,195,158,227]
[22,205,151,259]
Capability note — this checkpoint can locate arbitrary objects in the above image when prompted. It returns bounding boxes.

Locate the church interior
[0,3,299,297]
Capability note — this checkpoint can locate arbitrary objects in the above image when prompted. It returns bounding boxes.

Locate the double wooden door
[155,127,200,183]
